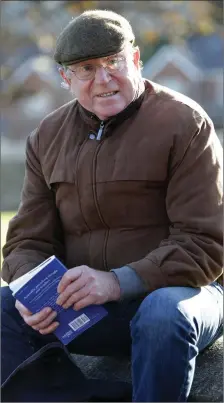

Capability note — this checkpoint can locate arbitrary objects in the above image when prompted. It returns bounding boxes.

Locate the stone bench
[72,336,223,402]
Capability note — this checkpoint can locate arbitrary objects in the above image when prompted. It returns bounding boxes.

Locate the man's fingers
[62,286,90,309]
[24,307,52,327]
[15,300,32,316]
[32,311,58,330]
[57,268,82,293]
[73,294,95,311]
[56,276,86,306]
[38,322,59,335]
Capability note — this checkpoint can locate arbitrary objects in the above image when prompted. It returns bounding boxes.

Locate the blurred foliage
[1,0,223,101]
[2,0,222,69]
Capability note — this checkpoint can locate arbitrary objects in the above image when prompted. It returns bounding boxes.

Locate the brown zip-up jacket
[2,80,223,290]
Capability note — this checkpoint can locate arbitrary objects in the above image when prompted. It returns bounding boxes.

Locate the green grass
[1,211,16,285]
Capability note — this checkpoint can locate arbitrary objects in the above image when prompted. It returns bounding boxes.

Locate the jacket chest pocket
[49,181,86,234]
[95,136,170,183]
[95,179,169,229]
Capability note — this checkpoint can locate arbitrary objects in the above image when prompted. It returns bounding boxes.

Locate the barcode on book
[68,313,90,331]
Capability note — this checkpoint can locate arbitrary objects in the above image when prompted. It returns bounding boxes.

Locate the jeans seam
[177,318,197,402]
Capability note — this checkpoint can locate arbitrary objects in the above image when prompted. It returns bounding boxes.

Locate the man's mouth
[97,91,119,98]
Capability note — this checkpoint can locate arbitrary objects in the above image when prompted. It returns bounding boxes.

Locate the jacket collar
[77,79,150,132]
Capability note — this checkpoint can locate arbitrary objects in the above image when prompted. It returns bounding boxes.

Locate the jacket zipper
[92,143,109,270]
[96,121,104,140]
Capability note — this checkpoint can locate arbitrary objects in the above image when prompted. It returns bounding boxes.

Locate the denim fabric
[130,283,223,402]
[1,282,223,402]
[1,286,139,402]
[1,341,92,402]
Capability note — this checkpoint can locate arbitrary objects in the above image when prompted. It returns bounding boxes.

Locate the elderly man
[1,9,223,403]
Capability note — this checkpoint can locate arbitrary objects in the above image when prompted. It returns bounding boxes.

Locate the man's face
[60,46,142,120]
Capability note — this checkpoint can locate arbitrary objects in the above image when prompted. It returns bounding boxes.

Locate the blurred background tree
[2,0,222,79]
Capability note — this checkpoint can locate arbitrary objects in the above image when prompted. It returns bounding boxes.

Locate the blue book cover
[10,256,108,345]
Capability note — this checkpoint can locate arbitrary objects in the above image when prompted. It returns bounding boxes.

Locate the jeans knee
[130,287,196,340]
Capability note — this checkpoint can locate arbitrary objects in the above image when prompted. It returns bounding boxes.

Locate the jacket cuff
[111,265,147,300]
[2,260,42,284]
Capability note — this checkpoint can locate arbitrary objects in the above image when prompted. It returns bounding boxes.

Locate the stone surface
[72,336,223,402]
[189,337,223,402]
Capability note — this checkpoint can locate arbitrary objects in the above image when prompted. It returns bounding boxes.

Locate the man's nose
[94,66,111,83]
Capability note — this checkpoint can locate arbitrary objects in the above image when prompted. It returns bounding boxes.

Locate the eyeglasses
[67,55,126,81]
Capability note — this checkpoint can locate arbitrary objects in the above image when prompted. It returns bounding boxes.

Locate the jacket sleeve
[2,129,65,284]
[128,112,223,292]
[111,266,147,299]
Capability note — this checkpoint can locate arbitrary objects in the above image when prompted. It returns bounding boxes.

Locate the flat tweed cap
[54,9,135,65]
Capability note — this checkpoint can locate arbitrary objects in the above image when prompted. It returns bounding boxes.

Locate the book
[9,256,108,345]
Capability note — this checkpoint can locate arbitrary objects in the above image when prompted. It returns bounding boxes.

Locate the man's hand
[56,266,121,310]
[15,300,59,335]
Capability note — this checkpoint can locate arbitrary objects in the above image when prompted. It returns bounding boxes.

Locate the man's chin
[95,105,125,120]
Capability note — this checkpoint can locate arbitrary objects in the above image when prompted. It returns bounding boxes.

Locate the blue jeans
[1,282,223,402]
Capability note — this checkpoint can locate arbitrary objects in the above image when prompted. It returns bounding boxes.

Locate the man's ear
[58,67,71,86]
[133,47,141,70]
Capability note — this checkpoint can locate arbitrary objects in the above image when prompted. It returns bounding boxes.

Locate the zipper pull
[96,121,104,141]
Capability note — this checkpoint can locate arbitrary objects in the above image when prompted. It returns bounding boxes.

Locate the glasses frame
[66,54,127,81]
